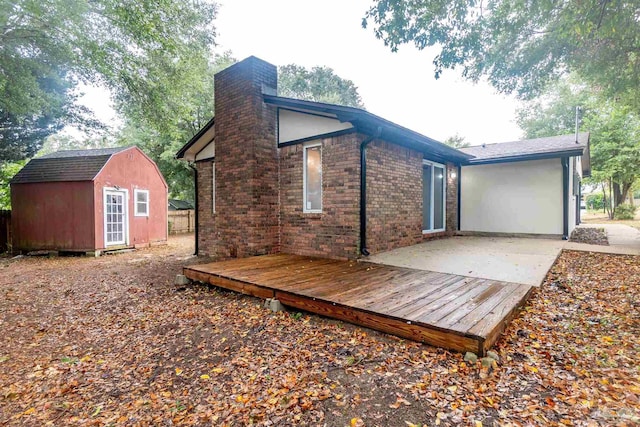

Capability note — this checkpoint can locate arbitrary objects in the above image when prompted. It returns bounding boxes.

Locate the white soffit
[278,109,353,144]
[184,126,215,161]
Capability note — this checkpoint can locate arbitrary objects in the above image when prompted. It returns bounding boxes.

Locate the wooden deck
[183,254,533,354]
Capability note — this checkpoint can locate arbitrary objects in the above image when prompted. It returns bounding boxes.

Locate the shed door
[104,189,127,246]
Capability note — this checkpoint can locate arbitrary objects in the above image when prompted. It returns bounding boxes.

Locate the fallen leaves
[0,239,639,426]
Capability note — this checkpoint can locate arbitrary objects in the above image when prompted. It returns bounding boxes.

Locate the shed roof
[11,147,132,184]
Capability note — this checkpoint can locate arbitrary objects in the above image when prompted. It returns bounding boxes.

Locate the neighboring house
[11,146,168,254]
[176,56,590,260]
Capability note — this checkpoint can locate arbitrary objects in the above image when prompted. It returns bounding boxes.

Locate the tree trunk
[602,181,613,219]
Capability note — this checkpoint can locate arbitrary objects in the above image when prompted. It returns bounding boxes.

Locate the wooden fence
[0,210,10,252]
[168,210,195,234]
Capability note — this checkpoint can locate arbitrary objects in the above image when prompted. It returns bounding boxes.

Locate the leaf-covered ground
[1,236,638,426]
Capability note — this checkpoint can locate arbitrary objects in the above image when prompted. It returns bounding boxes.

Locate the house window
[303,143,322,212]
[134,189,149,217]
[212,161,216,213]
[422,160,446,233]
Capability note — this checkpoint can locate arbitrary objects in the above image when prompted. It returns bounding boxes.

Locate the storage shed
[10,146,168,254]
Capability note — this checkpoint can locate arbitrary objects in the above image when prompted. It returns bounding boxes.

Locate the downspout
[561,157,569,240]
[359,127,382,256]
[189,163,199,255]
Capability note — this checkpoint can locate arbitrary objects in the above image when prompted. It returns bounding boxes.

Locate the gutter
[360,127,382,256]
[189,163,199,255]
[561,157,569,240]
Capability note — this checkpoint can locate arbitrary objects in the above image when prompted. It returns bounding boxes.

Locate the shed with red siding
[10,146,168,253]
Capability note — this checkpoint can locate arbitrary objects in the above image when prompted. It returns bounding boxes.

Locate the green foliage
[443,134,470,148]
[518,77,640,209]
[363,1,640,106]
[0,161,25,209]
[278,65,364,108]
[613,204,637,220]
[586,193,604,211]
[124,56,367,199]
[118,52,236,200]
[36,134,116,157]
[0,0,217,162]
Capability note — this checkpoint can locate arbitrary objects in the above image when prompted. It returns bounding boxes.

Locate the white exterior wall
[278,109,353,143]
[461,159,563,235]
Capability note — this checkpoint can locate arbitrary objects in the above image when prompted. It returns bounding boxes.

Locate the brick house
[177,56,590,260]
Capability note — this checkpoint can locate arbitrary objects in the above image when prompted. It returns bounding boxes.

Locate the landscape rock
[463,352,478,363]
[481,357,496,368]
[486,350,500,362]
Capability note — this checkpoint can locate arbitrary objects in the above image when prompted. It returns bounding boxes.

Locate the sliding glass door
[422,161,446,232]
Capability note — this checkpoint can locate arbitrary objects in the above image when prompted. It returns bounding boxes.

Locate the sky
[81,0,525,146]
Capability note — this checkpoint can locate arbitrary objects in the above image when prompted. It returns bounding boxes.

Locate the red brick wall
[203,56,279,258]
[196,161,215,256]
[279,133,361,259]
[366,141,424,254]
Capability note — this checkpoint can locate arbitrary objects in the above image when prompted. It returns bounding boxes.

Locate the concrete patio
[367,236,565,286]
[368,225,640,287]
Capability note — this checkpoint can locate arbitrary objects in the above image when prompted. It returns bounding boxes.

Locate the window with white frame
[303,143,322,212]
[211,161,216,213]
[134,189,149,216]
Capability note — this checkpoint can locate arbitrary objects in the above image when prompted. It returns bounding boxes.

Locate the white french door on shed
[104,188,128,246]
[422,160,446,233]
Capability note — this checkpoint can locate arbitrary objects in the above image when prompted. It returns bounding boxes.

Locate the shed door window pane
[134,190,149,216]
[304,145,322,212]
[105,191,126,245]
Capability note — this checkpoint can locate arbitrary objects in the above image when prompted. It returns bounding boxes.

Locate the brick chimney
[212,56,279,258]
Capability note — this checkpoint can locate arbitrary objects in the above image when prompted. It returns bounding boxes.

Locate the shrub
[614,204,637,220]
[586,193,604,210]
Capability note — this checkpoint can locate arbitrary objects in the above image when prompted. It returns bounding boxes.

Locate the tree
[363,1,640,106]
[116,52,236,200]
[517,78,640,217]
[0,0,217,163]
[443,134,470,149]
[0,161,25,209]
[120,56,367,200]
[278,65,364,108]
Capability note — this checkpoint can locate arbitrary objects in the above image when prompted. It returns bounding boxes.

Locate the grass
[580,210,640,230]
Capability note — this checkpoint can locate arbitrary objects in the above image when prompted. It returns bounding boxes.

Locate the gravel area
[569,227,609,245]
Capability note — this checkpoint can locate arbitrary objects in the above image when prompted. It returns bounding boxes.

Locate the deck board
[184,254,532,354]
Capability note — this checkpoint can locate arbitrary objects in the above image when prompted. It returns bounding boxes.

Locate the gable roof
[176,97,474,163]
[175,116,215,161]
[460,133,591,175]
[11,147,132,184]
[263,95,472,162]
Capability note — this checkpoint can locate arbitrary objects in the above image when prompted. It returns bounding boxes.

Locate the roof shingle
[10,147,131,184]
[460,133,589,162]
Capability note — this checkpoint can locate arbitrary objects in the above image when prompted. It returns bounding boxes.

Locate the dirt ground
[1,234,639,426]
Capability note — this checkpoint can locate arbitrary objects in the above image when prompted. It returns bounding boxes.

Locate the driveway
[367,236,565,286]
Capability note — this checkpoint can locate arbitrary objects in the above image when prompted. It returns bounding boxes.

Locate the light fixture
[451,171,457,179]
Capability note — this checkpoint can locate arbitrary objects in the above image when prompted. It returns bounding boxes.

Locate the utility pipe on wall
[359,127,382,256]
